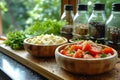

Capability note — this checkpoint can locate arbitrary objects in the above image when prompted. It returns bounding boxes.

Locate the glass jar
[73,4,89,39]
[60,4,74,40]
[88,3,106,44]
[106,3,120,54]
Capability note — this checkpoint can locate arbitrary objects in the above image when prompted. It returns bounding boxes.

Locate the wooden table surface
[0,44,120,80]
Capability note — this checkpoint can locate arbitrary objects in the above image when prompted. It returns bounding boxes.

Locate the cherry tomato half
[89,46,102,56]
[60,49,67,55]
[103,47,113,54]
[70,45,82,51]
[82,42,92,51]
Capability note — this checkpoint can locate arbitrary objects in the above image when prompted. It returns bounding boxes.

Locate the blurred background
[1,0,120,34]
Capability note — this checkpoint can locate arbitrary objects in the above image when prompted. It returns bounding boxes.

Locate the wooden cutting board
[0,44,120,80]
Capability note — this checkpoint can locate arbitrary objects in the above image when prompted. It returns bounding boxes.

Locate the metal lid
[93,3,105,10]
[78,4,88,11]
[112,3,120,11]
[64,4,73,10]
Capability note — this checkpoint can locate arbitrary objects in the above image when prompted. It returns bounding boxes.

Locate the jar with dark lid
[73,4,89,39]
[106,3,120,54]
[60,4,74,40]
[88,3,107,44]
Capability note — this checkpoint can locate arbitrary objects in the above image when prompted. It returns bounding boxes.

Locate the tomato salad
[60,40,114,59]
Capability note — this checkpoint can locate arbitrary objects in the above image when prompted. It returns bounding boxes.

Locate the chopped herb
[70,50,75,54]
[101,53,107,58]
[4,31,26,50]
[72,38,83,42]
[85,51,90,54]
[95,40,98,43]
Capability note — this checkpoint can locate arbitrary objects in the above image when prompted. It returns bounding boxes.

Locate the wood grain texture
[0,44,120,80]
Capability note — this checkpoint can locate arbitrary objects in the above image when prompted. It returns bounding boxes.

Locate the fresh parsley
[101,53,107,58]
[4,31,26,50]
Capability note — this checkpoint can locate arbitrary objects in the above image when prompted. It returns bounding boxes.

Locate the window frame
[61,0,78,15]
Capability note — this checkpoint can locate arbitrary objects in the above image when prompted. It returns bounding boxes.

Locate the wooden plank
[0,45,63,80]
[0,44,120,80]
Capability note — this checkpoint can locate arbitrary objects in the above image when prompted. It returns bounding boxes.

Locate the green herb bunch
[4,31,26,50]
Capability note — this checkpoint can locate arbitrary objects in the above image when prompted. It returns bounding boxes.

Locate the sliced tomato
[60,49,67,55]
[73,49,83,58]
[103,47,113,54]
[89,46,102,56]
[82,42,92,51]
[70,45,82,51]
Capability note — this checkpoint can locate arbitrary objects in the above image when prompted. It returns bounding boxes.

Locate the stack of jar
[73,4,89,39]
[61,3,120,54]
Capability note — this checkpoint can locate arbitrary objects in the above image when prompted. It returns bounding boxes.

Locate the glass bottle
[73,4,89,39]
[60,4,74,40]
[106,3,120,54]
[88,3,106,44]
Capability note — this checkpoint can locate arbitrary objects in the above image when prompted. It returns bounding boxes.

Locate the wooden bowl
[55,43,118,75]
[24,36,68,57]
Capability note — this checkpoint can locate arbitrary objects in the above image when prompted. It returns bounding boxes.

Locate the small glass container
[60,4,74,40]
[88,3,106,44]
[73,4,89,39]
[106,3,120,54]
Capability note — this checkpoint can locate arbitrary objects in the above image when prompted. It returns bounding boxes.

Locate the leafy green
[24,19,66,36]
[4,31,26,50]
